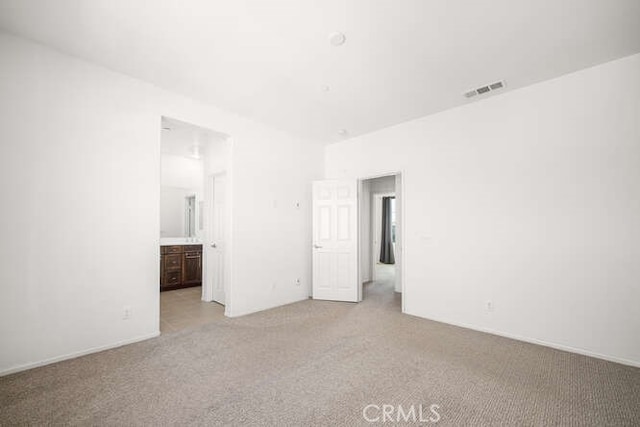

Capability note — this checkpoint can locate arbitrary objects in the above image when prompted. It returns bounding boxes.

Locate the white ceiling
[1,0,639,143]
[161,116,225,158]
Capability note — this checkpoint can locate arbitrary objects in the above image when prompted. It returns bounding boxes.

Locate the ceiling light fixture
[329,32,346,46]
[191,144,201,159]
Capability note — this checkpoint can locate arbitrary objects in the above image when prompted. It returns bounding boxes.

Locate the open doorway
[358,173,403,311]
[159,116,231,334]
[372,192,396,282]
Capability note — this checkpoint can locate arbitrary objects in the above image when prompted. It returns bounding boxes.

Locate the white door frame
[357,171,405,313]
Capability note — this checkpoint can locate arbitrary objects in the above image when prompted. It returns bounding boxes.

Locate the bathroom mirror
[160,187,201,238]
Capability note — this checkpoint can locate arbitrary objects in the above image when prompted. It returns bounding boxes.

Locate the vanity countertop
[160,237,203,246]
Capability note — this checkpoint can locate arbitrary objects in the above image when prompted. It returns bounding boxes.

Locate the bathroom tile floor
[160,286,225,334]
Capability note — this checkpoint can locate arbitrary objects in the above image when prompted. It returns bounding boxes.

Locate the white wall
[0,32,323,374]
[229,130,321,315]
[325,53,640,366]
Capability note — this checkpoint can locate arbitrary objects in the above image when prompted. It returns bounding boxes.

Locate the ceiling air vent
[464,80,506,98]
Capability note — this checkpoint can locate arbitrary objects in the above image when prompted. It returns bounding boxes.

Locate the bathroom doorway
[159,116,231,333]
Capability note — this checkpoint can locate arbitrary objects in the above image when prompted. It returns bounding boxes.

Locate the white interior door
[208,173,226,304]
[312,180,358,302]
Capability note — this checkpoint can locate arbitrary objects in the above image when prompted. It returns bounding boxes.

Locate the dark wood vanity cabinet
[160,244,202,291]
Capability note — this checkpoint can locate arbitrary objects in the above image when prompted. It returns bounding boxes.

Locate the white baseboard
[0,331,160,377]
[410,313,640,368]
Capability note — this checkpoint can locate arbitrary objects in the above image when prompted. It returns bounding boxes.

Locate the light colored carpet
[1,276,639,426]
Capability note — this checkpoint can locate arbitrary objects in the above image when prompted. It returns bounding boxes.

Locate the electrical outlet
[486,300,494,312]
[122,306,131,320]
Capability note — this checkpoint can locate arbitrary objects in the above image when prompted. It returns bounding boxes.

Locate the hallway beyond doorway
[358,172,403,308]
[363,263,400,310]
[374,263,395,284]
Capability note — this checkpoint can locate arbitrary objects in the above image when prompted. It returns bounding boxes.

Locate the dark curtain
[379,196,395,264]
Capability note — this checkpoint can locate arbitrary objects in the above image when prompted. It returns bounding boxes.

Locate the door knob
[211,243,217,248]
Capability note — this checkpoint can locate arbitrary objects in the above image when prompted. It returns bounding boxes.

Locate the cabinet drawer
[163,253,182,270]
[162,245,184,254]
[184,244,202,252]
[163,270,181,286]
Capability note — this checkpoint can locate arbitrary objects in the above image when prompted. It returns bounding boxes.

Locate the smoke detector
[329,32,346,46]
[464,80,506,98]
